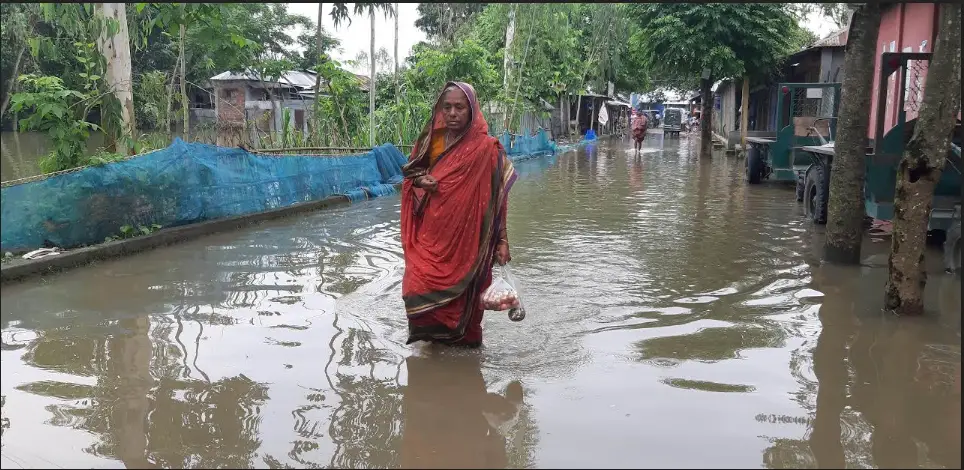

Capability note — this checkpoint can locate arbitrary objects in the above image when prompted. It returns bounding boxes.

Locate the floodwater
[0,132,47,182]
[1,135,960,469]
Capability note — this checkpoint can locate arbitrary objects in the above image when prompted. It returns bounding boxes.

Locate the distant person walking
[631,110,649,155]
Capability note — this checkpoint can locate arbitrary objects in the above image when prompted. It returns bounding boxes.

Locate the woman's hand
[415,175,438,193]
[495,240,511,265]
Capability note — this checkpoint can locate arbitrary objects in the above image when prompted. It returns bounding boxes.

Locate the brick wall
[215,83,246,124]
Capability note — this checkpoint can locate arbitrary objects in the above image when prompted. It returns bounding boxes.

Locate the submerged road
[1,135,960,469]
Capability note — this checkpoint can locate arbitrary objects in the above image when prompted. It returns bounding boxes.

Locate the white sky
[285,3,426,74]
[285,3,839,76]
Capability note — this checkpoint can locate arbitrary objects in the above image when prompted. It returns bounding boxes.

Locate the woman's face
[440,87,471,133]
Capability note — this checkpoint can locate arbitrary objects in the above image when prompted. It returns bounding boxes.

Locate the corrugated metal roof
[812,26,849,48]
[210,69,319,89]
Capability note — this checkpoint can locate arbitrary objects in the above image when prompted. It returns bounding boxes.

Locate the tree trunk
[394,2,399,78]
[740,76,749,151]
[94,3,136,154]
[369,9,376,148]
[884,2,962,316]
[562,91,572,139]
[313,3,325,146]
[314,3,324,95]
[165,68,175,136]
[270,89,280,142]
[574,94,583,138]
[558,93,564,140]
[502,5,516,130]
[394,2,400,144]
[0,45,26,121]
[179,22,189,140]
[699,76,713,159]
[823,4,883,264]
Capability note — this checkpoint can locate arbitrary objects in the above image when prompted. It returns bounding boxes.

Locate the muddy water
[1,136,960,469]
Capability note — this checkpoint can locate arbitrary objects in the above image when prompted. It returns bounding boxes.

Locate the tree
[94,3,135,153]
[629,3,800,159]
[815,3,855,29]
[294,28,339,72]
[415,3,487,44]
[410,39,500,106]
[327,2,394,28]
[326,3,395,147]
[884,3,962,316]
[370,8,376,147]
[822,4,884,264]
[0,3,40,126]
[251,56,296,144]
[355,48,393,75]
[314,3,325,98]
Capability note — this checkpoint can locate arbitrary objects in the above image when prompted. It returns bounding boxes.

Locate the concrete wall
[245,99,311,135]
[713,80,738,138]
[190,108,217,128]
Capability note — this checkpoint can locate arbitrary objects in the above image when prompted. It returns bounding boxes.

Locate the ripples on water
[1,135,960,468]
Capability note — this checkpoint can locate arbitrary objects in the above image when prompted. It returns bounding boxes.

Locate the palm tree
[328,3,395,148]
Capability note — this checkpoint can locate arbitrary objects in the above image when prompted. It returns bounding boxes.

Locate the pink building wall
[867,3,939,139]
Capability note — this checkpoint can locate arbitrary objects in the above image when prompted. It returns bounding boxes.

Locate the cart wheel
[944,221,962,274]
[795,172,806,202]
[746,146,763,184]
[804,164,830,224]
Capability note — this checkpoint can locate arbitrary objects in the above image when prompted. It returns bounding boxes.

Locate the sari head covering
[400,81,517,345]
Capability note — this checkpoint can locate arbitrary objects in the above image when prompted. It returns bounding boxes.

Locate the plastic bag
[480,264,526,322]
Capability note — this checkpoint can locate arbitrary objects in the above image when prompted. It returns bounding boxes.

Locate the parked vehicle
[663,108,684,138]
[745,52,961,272]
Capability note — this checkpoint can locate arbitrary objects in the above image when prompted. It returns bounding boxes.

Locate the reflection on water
[400,352,529,469]
[0,136,959,468]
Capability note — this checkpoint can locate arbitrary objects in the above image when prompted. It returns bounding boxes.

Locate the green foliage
[312,59,370,147]
[629,3,801,81]
[407,39,500,106]
[10,74,101,173]
[415,3,487,43]
[294,29,340,72]
[105,223,162,242]
[327,3,395,28]
[0,3,41,124]
[134,70,169,130]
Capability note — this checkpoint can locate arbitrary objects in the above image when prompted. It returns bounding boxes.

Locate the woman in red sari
[401,81,517,348]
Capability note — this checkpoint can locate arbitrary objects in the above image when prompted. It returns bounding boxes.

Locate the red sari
[401,82,517,347]
[632,113,648,143]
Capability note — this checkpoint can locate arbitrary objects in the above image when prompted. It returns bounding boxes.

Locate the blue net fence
[1,139,408,253]
[498,128,555,159]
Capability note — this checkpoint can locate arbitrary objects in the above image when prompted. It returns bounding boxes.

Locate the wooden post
[741,76,749,153]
